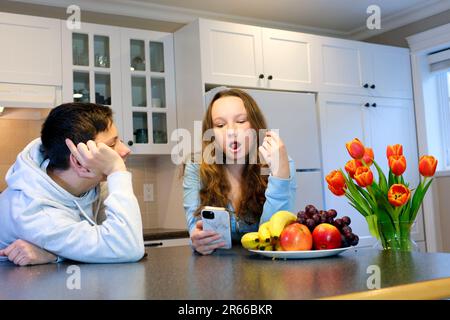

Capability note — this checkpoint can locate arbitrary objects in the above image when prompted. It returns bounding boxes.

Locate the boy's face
[94,123,131,181]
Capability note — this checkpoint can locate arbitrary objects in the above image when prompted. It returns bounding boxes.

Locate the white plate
[249,247,350,259]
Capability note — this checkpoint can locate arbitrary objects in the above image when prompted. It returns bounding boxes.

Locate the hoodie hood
[6,138,99,215]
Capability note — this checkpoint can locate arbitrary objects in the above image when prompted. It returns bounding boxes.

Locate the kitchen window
[437,71,450,169]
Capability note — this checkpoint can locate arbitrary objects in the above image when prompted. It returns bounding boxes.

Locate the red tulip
[326,170,346,189]
[362,147,374,166]
[386,144,403,159]
[345,159,363,178]
[389,155,407,176]
[419,156,438,177]
[346,138,365,159]
[353,166,373,187]
[388,184,411,207]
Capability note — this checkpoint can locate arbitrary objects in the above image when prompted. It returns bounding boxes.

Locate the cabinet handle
[371,103,377,108]
[268,75,273,80]
[363,83,369,88]
[128,140,134,146]
[259,74,265,79]
[364,103,370,108]
[370,84,376,89]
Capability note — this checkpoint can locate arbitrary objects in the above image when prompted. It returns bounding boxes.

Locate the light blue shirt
[183,158,297,241]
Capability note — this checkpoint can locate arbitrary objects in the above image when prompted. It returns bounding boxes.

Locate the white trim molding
[407,23,450,252]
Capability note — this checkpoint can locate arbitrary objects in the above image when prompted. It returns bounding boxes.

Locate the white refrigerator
[205,87,324,213]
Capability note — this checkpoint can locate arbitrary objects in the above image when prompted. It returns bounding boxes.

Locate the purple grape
[333,219,344,229]
[320,213,328,224]
[341,216,351,226]
[327,209,338,219]
[306,218,316,231]
[342,226,352,234]
[326,217,335,224]
[297,213,307,221]
[341,234,350,248]
[297,217,306,224]
[305,205,318,217]
[312,214,321,224]
[350,234,359,246]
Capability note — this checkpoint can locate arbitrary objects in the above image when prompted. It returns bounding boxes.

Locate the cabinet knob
[128,140,134,146]
[268,75,273,80]
[364,103,370,108]
[259,74,265,79]
[371,103,377,108]
[370,84,376,89]
[363,83,369,88]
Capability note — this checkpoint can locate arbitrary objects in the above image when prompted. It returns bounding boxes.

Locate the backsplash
[0,118,159,229]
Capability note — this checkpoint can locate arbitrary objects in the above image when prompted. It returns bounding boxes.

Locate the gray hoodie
[0,138,144,263]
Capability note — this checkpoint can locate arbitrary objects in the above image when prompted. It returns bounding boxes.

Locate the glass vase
[373,220,418,252]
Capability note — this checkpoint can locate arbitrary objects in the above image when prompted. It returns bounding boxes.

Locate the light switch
[143,183,154,202]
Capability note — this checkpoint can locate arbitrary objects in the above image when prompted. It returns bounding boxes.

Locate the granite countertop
[143,228,189,241]
[2,246,450,299]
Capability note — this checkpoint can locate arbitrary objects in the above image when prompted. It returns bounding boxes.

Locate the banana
[269,210,297,240]
[274,240,283,251]
[258,222,272,244]
[258,244,274,251]
[240,232,260,249]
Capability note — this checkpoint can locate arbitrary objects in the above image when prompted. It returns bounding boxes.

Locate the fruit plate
[249,247,350,259]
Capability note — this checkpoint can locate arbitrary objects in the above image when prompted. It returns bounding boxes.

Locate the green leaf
[410,178,433,222]
[373,160,388,192]
[365,214,379,238]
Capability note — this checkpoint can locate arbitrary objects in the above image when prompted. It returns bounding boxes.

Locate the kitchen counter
[2,246,450,299]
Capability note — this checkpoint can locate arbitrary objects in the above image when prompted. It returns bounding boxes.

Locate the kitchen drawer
[144,238,190,248]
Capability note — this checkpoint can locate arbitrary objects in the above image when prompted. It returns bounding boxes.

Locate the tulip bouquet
[326,138,437,251]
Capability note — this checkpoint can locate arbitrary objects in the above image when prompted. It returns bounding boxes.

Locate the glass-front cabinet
[120,28,176,154]
[62,23,123,135]
[62,22,176,155]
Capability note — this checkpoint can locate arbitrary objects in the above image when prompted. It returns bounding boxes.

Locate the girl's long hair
[194,88,269,224]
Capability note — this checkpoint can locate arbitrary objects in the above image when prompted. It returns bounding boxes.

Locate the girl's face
[211,96,255,162]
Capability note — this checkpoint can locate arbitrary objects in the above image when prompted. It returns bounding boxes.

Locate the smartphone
[201,206,232,249]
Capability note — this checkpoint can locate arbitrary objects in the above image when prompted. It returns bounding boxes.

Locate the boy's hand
[66,139,126,176]
[0,240,57,266]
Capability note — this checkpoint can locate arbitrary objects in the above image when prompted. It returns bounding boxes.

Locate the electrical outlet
[143,183,154,202]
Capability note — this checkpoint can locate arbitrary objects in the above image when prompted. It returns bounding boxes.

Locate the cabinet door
[319,94,375,247]
[0,13,61,85]
[61,22,123,135]
[367,97,424,241]
[120,28,176,155]
[199,19,264,87]
[262,28,318,91]
[318,38,371,96]
[368,45,413,99]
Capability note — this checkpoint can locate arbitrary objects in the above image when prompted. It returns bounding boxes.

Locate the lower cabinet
[144,238,190,248]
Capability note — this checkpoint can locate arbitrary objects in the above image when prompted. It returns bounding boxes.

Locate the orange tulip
[362,147,374,166]
[388,184,411,207]
[346,138,365,159]
[328,184,346,196]
[419,156,438,177]
[345,159,363,178]
[386,144,403,159]
[389,155,407,176]
[326,170,346,189]
[353,166,373,187]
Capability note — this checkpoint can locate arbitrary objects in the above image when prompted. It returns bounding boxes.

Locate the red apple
[280,223,313,251]
[312,223,342,250]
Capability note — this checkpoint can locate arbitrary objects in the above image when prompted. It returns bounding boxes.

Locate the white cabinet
[120,28,177,155]
[318,93,424,247]
[319,38,413,99]
[0,13,61,86]
[62,22,176,155]
[199,19,318,91]
[62,22,123,134]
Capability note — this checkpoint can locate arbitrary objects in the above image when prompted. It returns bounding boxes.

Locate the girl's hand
[190,220,226,255]
[259,130,290,179]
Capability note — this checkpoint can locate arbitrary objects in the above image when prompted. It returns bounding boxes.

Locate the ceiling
[14,0,450,39]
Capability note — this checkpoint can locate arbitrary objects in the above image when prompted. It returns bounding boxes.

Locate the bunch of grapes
[296,204,359,247]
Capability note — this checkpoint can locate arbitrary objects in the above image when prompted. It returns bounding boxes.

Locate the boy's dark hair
[41,102,113,170]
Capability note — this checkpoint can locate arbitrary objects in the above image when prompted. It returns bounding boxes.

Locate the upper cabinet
[318,37,413,99]
[120,28,176,155]
[62,22,176,155]
[199,19,319,91]
[0,13,61,86]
